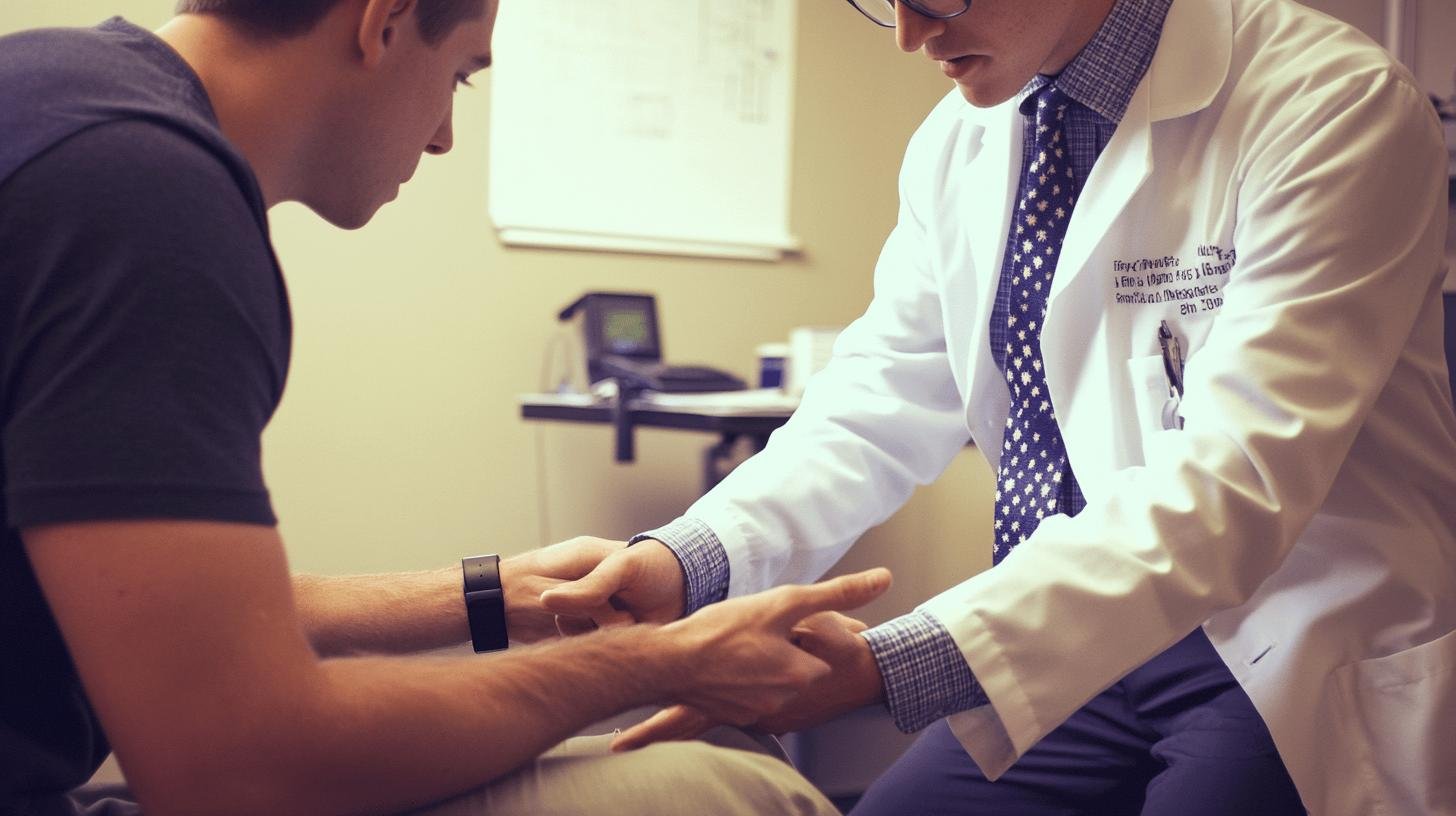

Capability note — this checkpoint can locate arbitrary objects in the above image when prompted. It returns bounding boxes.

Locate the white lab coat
[683,0,1456,812]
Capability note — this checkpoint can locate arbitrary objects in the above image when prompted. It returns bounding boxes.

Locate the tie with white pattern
[993,84,1079,566]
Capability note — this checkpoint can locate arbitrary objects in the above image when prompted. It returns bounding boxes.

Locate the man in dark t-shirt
[0,3,874,815]
[0,18,290,801]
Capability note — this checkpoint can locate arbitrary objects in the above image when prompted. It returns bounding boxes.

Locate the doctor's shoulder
[1225,0,1438,148]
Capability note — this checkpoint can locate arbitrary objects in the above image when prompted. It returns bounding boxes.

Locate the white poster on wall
[488,0,800,261]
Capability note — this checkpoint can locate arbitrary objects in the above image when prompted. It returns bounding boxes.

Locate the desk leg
[611,386,638,463]
[701,433,769,492]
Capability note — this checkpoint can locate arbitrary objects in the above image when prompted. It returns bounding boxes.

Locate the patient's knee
[610,740,834,815]
[406,736,836,816]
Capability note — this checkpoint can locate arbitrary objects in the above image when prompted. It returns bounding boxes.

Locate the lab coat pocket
[1126,355,1177,457]
[1331,628,1456,813]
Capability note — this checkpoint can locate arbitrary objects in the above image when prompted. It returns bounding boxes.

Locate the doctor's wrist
[863,611,988,734]
[632,517,729,616]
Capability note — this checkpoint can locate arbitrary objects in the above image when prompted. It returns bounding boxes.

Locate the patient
[0,1,866,813]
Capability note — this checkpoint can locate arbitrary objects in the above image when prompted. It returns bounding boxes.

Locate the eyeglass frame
[842,0,973,28]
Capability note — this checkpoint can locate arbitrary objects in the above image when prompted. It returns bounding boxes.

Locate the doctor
[546,0,1456,812]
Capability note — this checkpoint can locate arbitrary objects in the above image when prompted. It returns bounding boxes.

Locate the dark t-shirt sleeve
[1,119,290,528]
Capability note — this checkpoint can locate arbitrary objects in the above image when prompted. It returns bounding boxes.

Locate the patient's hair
[174,0,487,45]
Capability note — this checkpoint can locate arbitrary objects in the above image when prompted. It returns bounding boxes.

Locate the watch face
[464,554,501,592]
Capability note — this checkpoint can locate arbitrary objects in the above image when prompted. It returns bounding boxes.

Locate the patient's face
[304,1,498,229]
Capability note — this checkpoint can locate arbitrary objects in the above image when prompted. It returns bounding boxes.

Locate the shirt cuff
[862,610,989,734]
[629,517,729,615]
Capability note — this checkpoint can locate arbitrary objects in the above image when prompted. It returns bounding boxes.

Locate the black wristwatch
[462,554,509,653]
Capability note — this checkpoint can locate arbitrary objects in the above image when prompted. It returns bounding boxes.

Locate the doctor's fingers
[790,611,869,642]
[540,542,691,622]
[539,552,635,615]
[553,614,593,637]
[536,536,627,572]
[551,605,634,637]
[588,603,636,630]
[611,705,715,752]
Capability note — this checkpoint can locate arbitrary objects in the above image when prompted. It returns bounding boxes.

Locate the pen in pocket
[1158,320,1185,399]
[1158,321,1186,431]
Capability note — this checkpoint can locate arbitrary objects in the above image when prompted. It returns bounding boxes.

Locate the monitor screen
[602,303,653,355]
[582,293,661,361]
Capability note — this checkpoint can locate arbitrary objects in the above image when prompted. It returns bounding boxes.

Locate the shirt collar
[1016,0,1174,123]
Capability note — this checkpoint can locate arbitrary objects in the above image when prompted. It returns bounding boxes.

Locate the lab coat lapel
[959,100,1021,452]
[1050,91,1153,306]
[963,101,1020,310]
[1036,86,1153,483]
[1049,0,1232,306]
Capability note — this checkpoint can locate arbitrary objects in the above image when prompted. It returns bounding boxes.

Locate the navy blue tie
[993,84,1082,565]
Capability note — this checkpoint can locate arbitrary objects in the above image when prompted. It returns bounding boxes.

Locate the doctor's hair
[173,0,487,45]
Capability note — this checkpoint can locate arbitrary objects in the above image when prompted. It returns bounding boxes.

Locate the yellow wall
[0,1,993,626]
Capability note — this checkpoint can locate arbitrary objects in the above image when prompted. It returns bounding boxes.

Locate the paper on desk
[632,389,799,416]
[517,391,602,407]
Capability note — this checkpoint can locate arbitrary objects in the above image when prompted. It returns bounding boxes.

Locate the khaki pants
[405,729,838,816]
[37,730,837,816]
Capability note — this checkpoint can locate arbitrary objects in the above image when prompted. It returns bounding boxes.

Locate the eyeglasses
[843,0,972,28]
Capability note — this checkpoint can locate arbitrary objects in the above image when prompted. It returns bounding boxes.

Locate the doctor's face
[893,0,1114,107]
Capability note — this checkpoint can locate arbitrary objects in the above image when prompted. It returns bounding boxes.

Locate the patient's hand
[626,573,889,746]
[614,610,886,750]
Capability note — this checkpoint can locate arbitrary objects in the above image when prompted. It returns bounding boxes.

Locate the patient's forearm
[305,634,669,815]
[292,568,468,656]
[149,628,676,816]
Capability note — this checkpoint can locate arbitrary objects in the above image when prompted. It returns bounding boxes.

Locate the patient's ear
[356,0,419,69]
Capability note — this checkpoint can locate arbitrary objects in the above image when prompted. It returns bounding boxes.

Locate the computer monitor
[557,292,664,384]
[591,294,661,360]
[580,293,660,360]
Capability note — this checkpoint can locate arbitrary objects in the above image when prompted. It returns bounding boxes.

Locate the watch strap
[462,554,509,652]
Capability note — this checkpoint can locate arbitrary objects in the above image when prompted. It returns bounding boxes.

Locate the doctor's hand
[614,609,888,751]
[498,537,635,643]
[538,538,687,632]
[643,569,891,735]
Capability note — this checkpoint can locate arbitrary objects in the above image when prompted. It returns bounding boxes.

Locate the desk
[519,391,797,490]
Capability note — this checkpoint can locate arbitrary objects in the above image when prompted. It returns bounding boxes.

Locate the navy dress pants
[851,630,1306,816]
